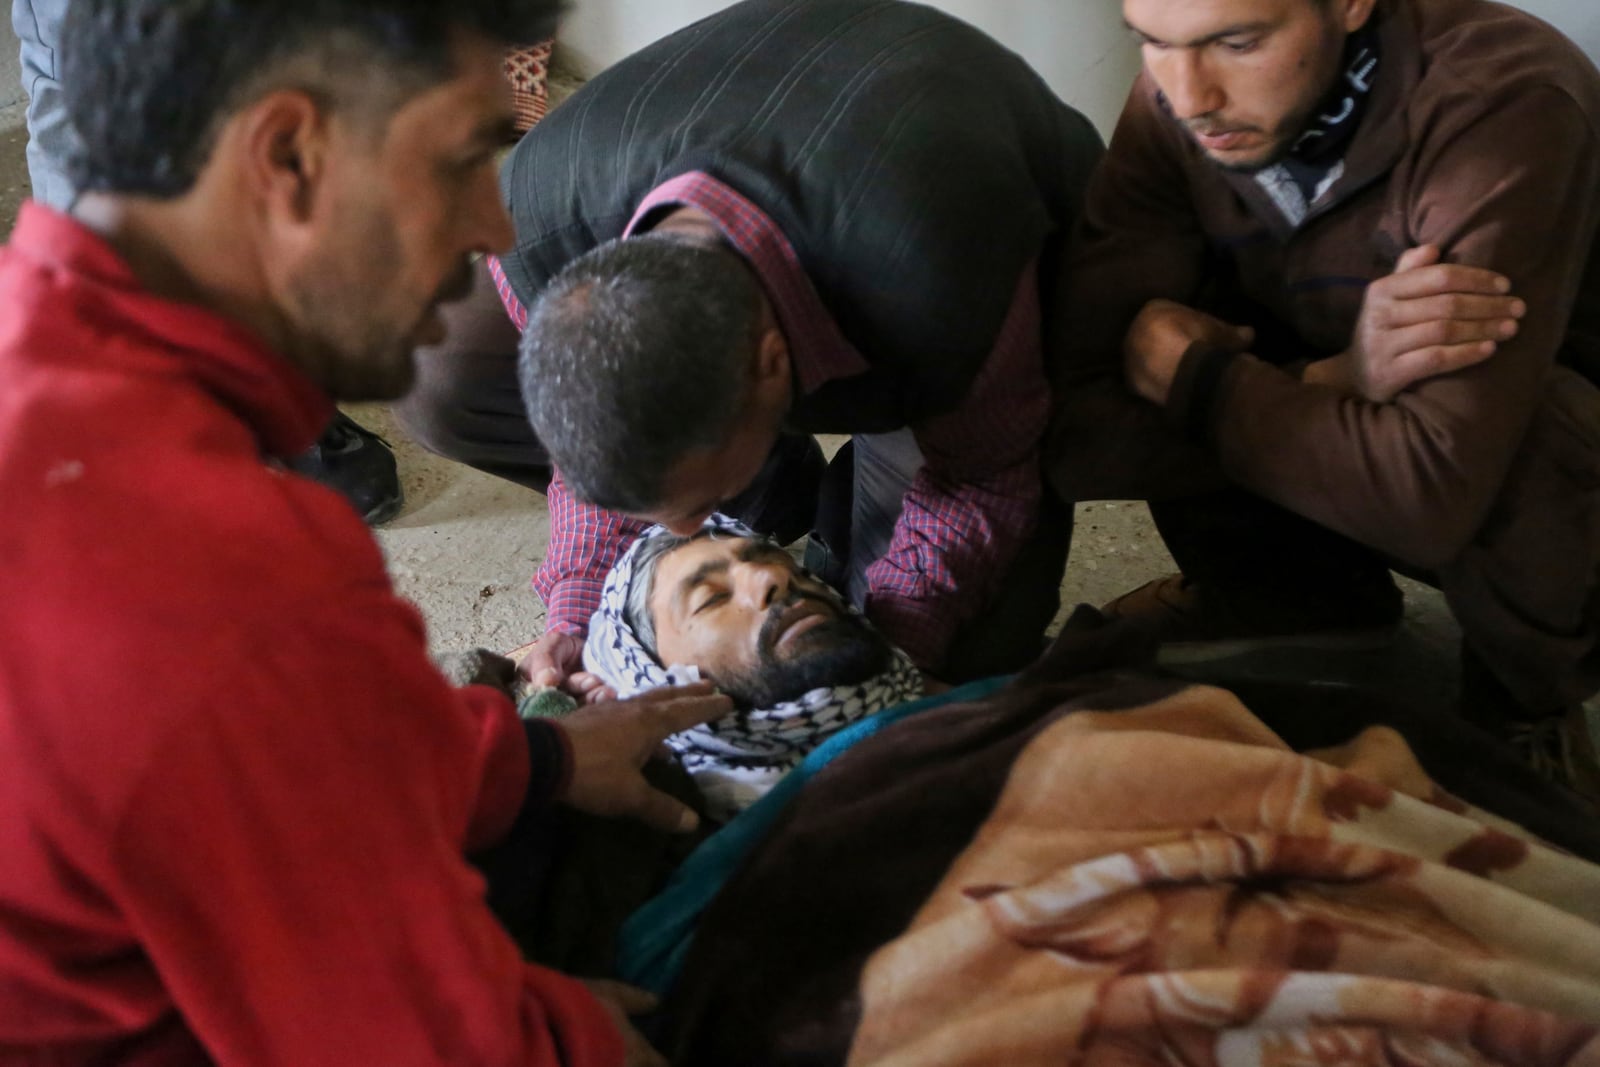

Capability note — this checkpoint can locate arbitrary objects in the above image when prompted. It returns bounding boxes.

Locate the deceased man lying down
[619,614,1600,1067]
[581,515,923,819]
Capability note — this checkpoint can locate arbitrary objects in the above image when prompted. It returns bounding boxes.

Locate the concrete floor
[1,33,27,233]
[0,33,1473,717]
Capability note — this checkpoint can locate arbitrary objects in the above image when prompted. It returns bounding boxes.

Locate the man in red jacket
[0,2,728,1064]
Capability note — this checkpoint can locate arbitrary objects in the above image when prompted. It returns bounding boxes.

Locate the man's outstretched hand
[560,682,733,833]
[1307,244,1525,401]
[517,630,617,704]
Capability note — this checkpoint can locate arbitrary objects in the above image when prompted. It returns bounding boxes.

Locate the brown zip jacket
[1047,0,1600,707]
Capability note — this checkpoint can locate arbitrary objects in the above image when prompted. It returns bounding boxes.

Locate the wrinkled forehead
[646,532,832,620]
[652,534,789,595]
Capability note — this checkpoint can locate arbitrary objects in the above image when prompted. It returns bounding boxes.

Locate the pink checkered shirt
[490,172,1048,671]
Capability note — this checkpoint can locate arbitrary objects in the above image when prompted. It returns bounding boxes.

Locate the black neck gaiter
[1288,20,1383,167]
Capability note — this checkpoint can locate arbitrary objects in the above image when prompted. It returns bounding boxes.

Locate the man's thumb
[1395,244,1441,273]
[632,786,701,834]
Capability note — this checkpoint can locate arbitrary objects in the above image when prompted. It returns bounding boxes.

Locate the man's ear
[232,90,331,226]
[1339,0,1379,33]
[751,323,791,405]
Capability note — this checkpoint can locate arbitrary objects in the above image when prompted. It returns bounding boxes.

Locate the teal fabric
[617,676,1011,994]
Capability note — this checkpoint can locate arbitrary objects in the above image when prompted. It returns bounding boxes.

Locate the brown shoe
[1102,573,1403,665]
[1509,706,1600,812]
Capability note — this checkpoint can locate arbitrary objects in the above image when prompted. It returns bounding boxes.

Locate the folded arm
[1169,88,1600,568]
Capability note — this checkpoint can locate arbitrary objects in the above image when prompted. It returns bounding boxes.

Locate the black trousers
[1149,488,1406,632]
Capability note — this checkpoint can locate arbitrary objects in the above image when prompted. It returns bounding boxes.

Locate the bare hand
[1309,245,1523,402]
[583,980,668,1067]
[561,683,733,832]
[1123,299,1255,406]
[516,631,617,704]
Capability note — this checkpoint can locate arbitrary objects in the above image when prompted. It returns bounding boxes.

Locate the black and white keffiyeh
[582,514,922,819]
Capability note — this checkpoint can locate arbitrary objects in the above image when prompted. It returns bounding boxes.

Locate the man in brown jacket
[1048,0,1600,797]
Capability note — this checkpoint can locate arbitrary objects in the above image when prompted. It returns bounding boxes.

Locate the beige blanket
[850,687,1600,1067]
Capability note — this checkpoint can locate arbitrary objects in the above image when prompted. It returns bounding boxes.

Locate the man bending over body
[398,0,1105,691]
[578,517,924,820]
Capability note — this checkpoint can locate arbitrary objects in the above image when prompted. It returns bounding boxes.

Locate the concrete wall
[1517,0,1600,59]
[556,0,1600,139]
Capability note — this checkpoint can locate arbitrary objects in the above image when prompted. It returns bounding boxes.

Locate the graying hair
[622,530,693,659]
[518,235,765,513]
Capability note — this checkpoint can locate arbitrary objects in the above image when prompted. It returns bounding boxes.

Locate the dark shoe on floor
[1507,706,1600,812]
[1101,573,1403,665]
[288,412,404,525]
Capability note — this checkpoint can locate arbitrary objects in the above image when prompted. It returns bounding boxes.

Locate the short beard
[1200,116,1306,174]
[283,315,418,403]
[715,595,895,709]
[284,201,426,403]
[1213,138,1294,174]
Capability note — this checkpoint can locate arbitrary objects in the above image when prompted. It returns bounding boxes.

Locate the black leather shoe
[288,412,403,525]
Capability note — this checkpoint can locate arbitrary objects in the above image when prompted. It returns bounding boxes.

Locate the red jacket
[0,205,622,1067]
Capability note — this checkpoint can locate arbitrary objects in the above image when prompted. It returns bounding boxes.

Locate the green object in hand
[518,685,580,721]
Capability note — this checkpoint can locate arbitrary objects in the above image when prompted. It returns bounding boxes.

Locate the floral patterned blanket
[656,619,1600,1066]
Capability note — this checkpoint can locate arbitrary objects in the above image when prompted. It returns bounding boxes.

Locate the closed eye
[1219,36,1261,53]
[691,591,730,616]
